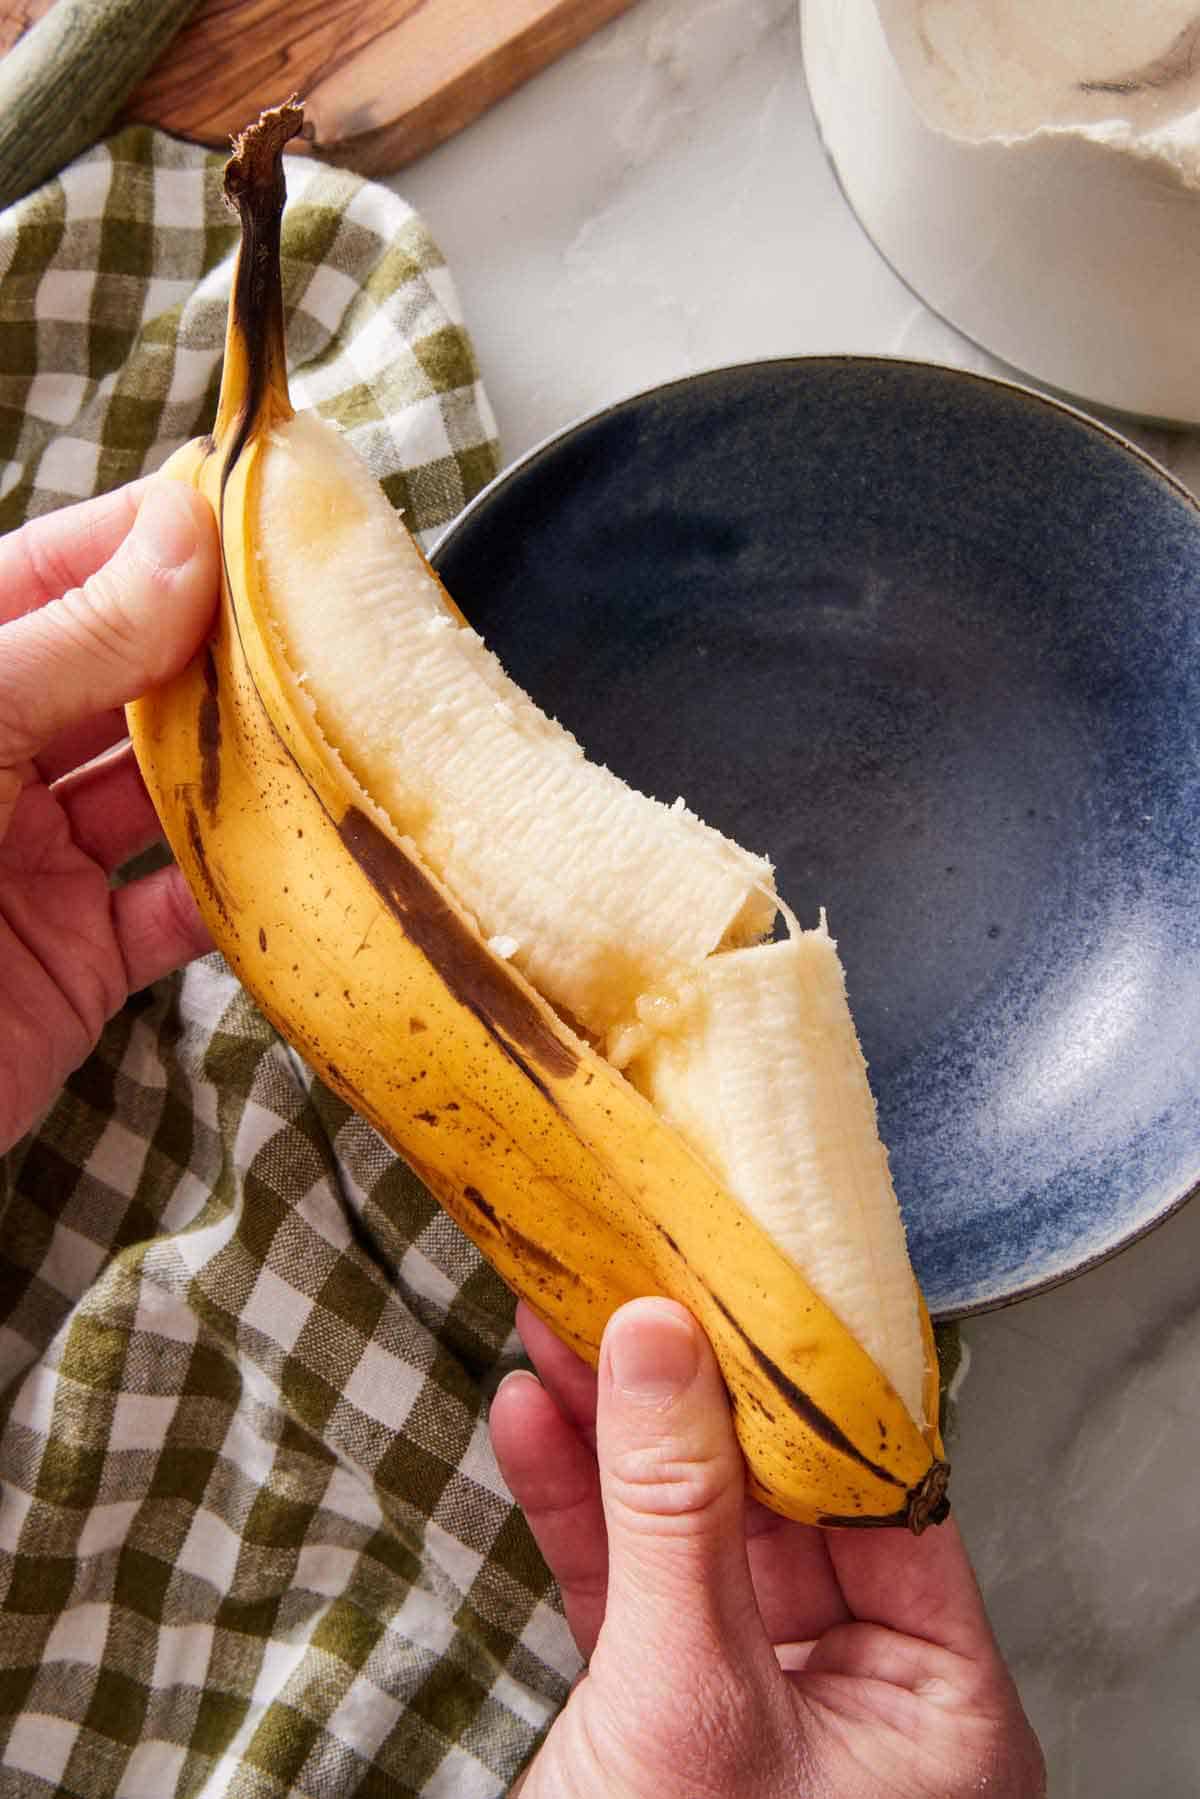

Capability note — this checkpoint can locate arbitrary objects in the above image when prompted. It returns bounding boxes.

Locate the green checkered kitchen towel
[0,127,581,1797]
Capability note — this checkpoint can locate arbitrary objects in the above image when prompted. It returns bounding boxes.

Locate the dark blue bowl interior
[431,358,1200,1317]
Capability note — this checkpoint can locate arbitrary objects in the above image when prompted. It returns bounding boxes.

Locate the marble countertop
[391,3,1200,1789]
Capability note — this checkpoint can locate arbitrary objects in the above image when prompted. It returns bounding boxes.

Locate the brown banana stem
[213,99,304,463]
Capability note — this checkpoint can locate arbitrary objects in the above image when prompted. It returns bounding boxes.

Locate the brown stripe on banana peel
[126,100,948,1532]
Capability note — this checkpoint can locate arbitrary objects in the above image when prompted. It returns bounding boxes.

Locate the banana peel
[127,101,949,1532]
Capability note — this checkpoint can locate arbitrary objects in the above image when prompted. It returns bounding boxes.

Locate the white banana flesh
[254,411,776,1038]
[623,921,925,1422]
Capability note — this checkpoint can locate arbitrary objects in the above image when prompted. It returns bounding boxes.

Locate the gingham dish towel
[0,127,579,1798]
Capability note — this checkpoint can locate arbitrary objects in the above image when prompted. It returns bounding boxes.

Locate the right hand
[493,1298,1046,1798]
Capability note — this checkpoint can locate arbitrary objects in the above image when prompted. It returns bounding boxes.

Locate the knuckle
[606,1438,728,1526]
[61,572,141,665]
[62,553,178,690]
[12,514,79,612]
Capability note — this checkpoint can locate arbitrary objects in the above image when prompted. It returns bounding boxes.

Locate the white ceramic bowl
[801,0,1200,426]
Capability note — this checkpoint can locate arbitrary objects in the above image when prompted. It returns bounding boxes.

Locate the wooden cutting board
[0,0,640,175]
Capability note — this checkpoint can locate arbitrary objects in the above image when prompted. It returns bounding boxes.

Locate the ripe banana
[127,101,949,1531]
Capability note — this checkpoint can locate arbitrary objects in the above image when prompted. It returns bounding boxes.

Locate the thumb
[593,1298,768,1673]
[0,480,218,764]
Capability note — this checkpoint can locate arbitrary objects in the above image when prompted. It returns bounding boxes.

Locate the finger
[35,707,128,785]
[53,741,161,874]
[593,1299,772,1680]
[0,481,148,624]
[490,1370,610,1659]
[111,860,214,993]
[800,1617,971,1699]
[516,1301,600,1449]
[745,1508,851,1645]
[826,1514,1000,1665]
[0,481,217,766]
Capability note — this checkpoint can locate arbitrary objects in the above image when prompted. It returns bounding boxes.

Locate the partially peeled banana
[127,101,949,1531]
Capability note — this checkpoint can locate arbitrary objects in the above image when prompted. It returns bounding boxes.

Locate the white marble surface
[391,3,1200,1789]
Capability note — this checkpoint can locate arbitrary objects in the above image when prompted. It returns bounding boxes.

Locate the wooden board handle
[0,0,200,208]
[1,0,640,180]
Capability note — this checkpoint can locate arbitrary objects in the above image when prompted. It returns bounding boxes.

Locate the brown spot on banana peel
[460,1184,582,1290]
[337,805,579,1085]
[184,801,232,926]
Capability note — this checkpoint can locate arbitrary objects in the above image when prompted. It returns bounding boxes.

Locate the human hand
[492,1298,1046,1798]
[0,479,219,1153]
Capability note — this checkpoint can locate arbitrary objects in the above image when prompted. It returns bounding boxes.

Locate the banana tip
[906,1459,951,1535]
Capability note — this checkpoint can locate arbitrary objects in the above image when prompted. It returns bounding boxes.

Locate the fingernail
[607,1300,699,1400]
[134,484,198,568]
[494,1368,540,1398]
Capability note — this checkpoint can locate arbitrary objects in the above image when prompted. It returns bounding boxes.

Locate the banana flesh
[126,101,949,1532]
[624,921,925,1422]
[253,408,776,1038]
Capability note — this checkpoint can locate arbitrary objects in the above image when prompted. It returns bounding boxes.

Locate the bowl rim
[431,353,1200,563]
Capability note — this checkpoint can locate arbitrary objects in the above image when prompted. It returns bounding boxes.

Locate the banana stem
[213,98,304,462]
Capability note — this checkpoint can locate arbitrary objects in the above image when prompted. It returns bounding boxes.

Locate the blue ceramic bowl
[430,358,1200,1318]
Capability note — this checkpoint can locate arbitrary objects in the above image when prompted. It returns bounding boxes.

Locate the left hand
[0,478,219,1152]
